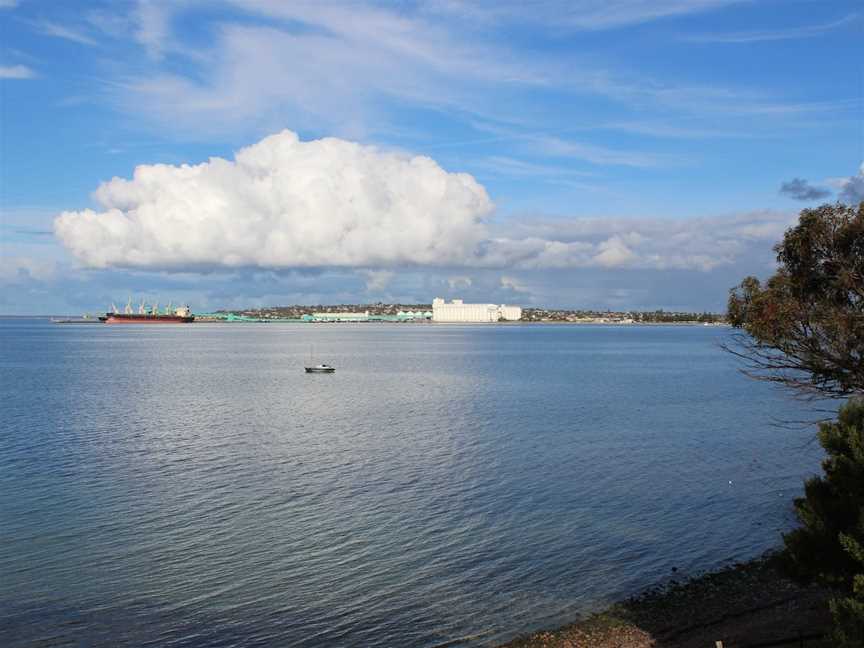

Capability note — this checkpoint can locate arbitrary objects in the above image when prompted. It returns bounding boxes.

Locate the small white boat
[305,364,335,374]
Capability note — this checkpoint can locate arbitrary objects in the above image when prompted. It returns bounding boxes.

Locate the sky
[1,0,862,315]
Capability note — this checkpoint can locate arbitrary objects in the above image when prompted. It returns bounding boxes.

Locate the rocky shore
[499,553,831,648]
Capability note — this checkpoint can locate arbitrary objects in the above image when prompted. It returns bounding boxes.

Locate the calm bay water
[0,319,823,647]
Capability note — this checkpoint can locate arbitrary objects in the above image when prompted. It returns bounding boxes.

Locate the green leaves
[830,525,864,646]
[782,400,864,645]
[726,201,864,399]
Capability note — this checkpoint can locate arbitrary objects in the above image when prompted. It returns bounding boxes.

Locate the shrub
[782,399,864,644]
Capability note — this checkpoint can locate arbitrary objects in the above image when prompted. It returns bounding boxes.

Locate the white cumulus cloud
[54,130,493,270]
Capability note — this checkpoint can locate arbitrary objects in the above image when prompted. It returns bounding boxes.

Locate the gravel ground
[498,553,832,648]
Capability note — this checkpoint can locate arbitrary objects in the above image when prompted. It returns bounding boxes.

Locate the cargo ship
[102,299,195,324]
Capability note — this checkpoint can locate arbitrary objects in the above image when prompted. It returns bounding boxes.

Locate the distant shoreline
[3,315,730,327]
[194,319,728,326]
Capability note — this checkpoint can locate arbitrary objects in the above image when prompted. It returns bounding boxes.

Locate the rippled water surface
[0,320,823,647]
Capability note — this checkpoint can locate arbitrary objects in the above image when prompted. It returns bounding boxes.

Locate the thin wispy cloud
[95,0,850,143]
[0,64,35,79]
[532,134,688,168]
[685,13,859,43]
[32,20,98,46]
[585,75,857,118]
[232,1,546,84]
[116,8,546,138]
[426,0,746,31]
[468,122,688,169]
[134,0,176,59]
[599,121,746,139]
[476,156,598,179]
[727,98,861,116]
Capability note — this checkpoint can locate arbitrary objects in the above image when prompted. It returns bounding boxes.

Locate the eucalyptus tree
[726,200,864,644]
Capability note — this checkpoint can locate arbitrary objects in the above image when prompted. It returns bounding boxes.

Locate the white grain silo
[432,298,521,323]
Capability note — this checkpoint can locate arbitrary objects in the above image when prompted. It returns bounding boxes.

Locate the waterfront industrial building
[301,310,432,322]
[431,298,522,323]
[309,311,371,322]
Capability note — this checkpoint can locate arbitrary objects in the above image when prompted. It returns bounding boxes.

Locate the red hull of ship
[104,314,195,324]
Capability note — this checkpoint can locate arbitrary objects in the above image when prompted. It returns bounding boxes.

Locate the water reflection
[0,321,821,647]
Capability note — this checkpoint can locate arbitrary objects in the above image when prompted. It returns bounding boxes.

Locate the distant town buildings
[431,298,522,323]
[199,302,725,325]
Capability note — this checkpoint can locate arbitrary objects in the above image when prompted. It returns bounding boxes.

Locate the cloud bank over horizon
[55,130,809,277]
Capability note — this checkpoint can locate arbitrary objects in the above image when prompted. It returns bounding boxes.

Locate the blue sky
[1,0,862,314]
